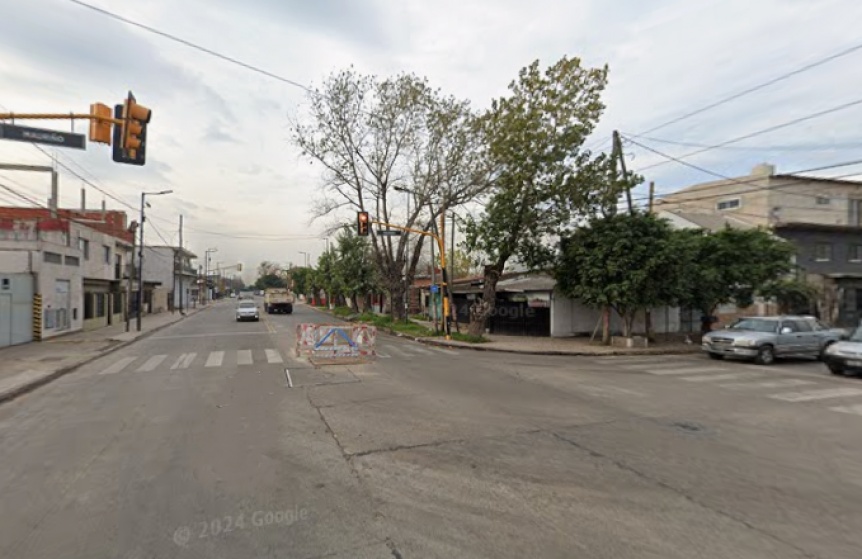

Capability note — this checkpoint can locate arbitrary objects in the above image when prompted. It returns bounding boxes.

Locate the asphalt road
[1,300,861,558]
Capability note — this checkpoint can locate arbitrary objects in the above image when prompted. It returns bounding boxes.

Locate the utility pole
[178,214,184,314]
[137,193,145,332]
[125,221,138,333]
[648,181,655,213]
[613,131,634,214]
[450,211,458,332]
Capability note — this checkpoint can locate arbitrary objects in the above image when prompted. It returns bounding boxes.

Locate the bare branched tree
[294,68,492,320]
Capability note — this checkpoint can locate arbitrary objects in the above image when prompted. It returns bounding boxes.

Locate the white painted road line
[720,379,817,390]
[376,352,391,358]
[407,345,433,355]
[769,388,862,402]
[681,372,763,383]
[830,404,862,416]
[137,354,167,372]
[205,351,224,368]
[643,367,729,376]
[237,350,253,366]
[265,349,283,364]
[98,356,137,376]
[171,353,197,370]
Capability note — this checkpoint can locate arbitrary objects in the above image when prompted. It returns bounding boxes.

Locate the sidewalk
[421,332,701,356]
[0,304,213,404]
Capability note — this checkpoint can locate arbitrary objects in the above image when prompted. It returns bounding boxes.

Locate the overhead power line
[634,96,862,172]
[636,40,862,136]
[67,0,315,94]
[622,134,862,153]
[624,136,862,207]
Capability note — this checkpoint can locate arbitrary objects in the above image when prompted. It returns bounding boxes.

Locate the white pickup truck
[263,288,295,314]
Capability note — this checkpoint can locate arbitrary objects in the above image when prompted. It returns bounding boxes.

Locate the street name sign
[0,123,86,150]
[376,229,402,236]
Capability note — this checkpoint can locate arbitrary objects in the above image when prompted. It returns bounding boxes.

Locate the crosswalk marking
[237,350,253,365]
[642,367,728,376]
[769,388,862,402]
[720,379,816,390]
[681,372,763,383]
[205,351,224,368]
[265,349,283,364]
[375,351,391,358]
[98,356,137,376]
[171,353,197,370]
[406,345,433,355]
[137,354,167,372]
[830,404,862,416]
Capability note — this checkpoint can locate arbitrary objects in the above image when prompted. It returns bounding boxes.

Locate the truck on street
[264,287,295,314]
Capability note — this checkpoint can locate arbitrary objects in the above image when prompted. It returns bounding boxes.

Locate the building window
[65,255,80,267]
[815,243,832,262]
[103,245,111,264]
[816,196,831,205]
[850,245,862,262]
[716,198,741,211]
[95,294,106,318]
[78,237,90,260]
[43,251,62,264]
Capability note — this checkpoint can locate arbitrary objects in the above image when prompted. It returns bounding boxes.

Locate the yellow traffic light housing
[357,211,370,236]
[88,103,112,144]
[112,91,151,166]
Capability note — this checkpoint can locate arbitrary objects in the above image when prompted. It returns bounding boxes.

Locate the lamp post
[137,190,173,331]
[299,251,309,268]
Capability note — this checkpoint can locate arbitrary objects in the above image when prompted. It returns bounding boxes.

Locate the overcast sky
[2,0,861,281]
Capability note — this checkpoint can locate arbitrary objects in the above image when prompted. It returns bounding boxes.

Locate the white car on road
[235,300,260,322]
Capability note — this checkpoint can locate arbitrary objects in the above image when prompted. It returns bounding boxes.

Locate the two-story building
[141,245,198,313]
[656,163,862,326]
[0,207,134,347]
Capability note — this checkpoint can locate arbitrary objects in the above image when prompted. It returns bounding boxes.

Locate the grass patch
[331,306,354,317]
[350,312,434,337]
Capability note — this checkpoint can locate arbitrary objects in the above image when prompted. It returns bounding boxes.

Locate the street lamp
[299,251,309,268]
[204,248,218,304]
[137,189,173,331]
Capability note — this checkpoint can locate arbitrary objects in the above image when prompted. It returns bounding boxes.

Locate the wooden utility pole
[178,214,184,314]
[612,131,634,215]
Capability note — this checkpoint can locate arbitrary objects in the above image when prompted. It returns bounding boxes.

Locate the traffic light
[88,103,112,144]
[112,91,151,166]
[357,211,370,236]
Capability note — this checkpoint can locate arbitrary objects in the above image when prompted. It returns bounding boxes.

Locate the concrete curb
[303,306,700,357]
[0,305,213,406]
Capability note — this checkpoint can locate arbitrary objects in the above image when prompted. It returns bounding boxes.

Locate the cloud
[204,122,238,143]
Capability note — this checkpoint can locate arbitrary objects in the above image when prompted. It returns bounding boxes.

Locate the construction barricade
[295,323,376,365]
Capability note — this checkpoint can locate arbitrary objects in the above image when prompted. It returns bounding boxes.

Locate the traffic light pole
[370,219,451,340]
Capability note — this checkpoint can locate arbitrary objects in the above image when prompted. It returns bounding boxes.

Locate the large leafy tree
[332,228,378,311]
[674,227,795,331]
[254,273,286,290]
[556,213,684,340]
[463,56,613,336]
[294,69,490,320]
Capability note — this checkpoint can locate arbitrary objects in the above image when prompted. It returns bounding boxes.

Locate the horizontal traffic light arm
[371,220,445,258]
[0,113,124,125]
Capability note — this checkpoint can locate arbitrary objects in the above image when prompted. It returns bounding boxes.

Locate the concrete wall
[550,292,680,337]
[655,173,772,227]
[775,227,862,276]
[768,179,862,226]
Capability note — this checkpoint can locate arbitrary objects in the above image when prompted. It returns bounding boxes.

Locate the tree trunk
[645,309,653,341]
[601,306,611,345]
[467,264,502,337]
